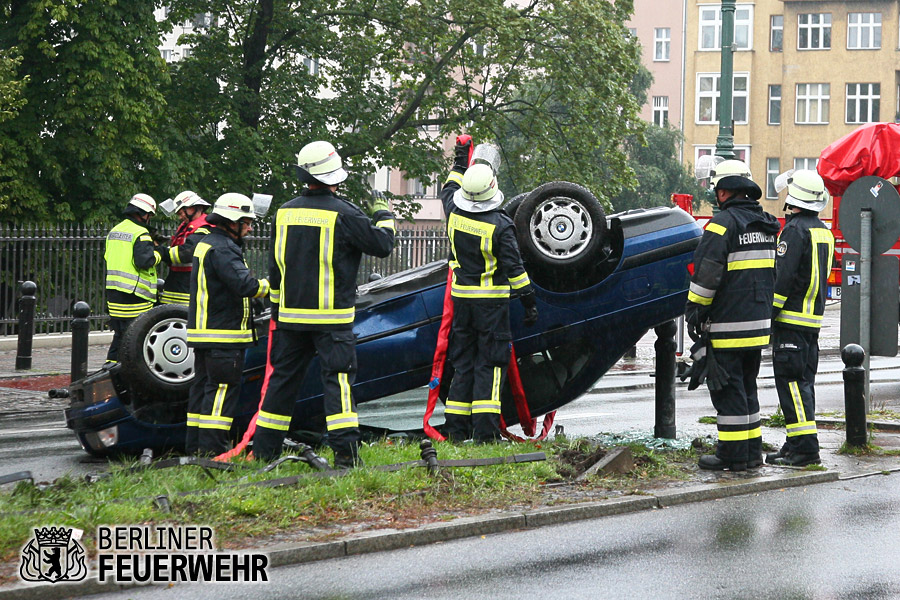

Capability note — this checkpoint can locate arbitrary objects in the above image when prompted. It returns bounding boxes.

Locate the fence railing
[0,222,449,335]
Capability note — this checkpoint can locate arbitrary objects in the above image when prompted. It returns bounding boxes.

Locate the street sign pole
[859,209,872,411]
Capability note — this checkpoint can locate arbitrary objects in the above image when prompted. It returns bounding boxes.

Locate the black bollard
[841,344,868,447]
[419,439,440,475]
[15,281,37,371]
[71,301,91,383]
[653,320,678,439]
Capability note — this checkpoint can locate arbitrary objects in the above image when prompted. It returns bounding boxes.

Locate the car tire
[503,192,528,219]
[120,304,194,403]
[514,181,607,281]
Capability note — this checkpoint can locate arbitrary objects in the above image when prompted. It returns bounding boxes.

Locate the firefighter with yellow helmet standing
[440,137,538,443]
[685,160,781,471]
[766,170,834,466]
[251,141,395,467]
[160,191,211,305]
[103,193,166,365]
[185,193,269,456]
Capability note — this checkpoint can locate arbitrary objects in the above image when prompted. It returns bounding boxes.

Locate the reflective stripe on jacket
[686,195,781,350]
[268,188,395,330]
[104,218,159,302]
[187,228,269,348]
[773,212,834,331]
[440,169,533,300]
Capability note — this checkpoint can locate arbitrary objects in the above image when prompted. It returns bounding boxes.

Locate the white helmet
[784,169,828,213]
[709,159,761,200]
[452,163,505,212]
[295,140,348,185]
[172,190,210,212]
[128,193,156,215]
[211,193,255,222]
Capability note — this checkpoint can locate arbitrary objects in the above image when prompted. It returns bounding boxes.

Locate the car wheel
[514,181,607,280]
[120,304,194,403]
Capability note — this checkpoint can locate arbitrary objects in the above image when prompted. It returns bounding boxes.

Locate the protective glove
[371,192,390,215]
[454,135,473,171]
[156,245,171,265]
[705,345,729,392]
[520,291,538,326]
[684,304,708,342]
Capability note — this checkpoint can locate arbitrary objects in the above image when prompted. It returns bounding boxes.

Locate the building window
[160,49,174,62]
[628,28,637,38]
[699,5,753,50]
[695,147,750,171]
[408,178,426,198]
[303,56,319,75]
[768,85,782,124]
[181,48,192,59]
[796,83,830,124]
[794,157,818,171]
[654,28,671,61]
[798,13,831,50]
[696,73,749,124]
[848,13,881,50]
[846,83,881,124]
[652,96,669,126]
[766,158,780,199]
[770,15,783,52]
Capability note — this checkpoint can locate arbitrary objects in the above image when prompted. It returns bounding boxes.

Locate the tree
[614,125,708,212]
[0,0,171,223]
[0,47,28,215]
[162,0,645,217]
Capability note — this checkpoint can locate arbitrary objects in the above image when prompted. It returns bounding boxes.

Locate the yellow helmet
[784,169,827,213]
[211,193,255,222]
[452,163,504,212]
[127,193,156,215]
[295,141,348,185]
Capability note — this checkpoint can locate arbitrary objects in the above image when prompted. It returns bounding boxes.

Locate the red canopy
[818,122,900,197]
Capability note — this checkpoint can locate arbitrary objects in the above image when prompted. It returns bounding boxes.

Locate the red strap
[499,345,556,442]
[455,134,474,166]
[215,318,277,461]
[423,269,455,441]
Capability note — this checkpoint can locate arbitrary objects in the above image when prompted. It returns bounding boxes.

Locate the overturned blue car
[64,182,702,456]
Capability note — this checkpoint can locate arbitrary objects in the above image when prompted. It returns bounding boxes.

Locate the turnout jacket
[772,211,834,332]
[440,169,533,301]
[686,195,781,351]
[104,216,162,304]
[161,215,211,304]
[187,228,269,348]
[269,188,395,331]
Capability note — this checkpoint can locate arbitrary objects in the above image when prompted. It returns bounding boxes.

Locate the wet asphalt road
[85,472,900,600]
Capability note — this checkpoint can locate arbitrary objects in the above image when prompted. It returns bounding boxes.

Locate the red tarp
[818,122,900,197]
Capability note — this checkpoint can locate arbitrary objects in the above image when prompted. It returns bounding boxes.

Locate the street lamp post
[715,0,736,160]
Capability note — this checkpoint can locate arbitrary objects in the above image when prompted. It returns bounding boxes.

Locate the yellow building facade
[683,0,900,215]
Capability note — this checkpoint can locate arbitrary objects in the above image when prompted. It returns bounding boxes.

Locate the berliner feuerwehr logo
[20,526,87,583]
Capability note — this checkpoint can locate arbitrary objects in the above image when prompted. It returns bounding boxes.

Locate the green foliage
[0,47,28,214]
[0,0,171,223]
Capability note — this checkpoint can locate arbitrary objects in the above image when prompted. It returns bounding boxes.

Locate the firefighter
[103,193,166,365]
[185,193,269,456]
[251,140,395,467]
[440,138,538,443]
[685,160,781,471]
[766,170,834,466]
[159,191,211,305]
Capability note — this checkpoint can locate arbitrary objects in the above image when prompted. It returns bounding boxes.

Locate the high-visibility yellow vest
[104,219,157,302]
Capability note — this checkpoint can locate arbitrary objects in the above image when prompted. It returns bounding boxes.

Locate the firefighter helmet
[784,169,828,213]
[710,159,761,200]
[452,163,504,212]
[172,190,210,212]
[211,193,256,222]
[294,141,348,186]
[127,193,157,215]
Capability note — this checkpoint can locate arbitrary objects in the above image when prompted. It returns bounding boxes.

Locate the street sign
[840,253,899,357]
[838,176,900,255]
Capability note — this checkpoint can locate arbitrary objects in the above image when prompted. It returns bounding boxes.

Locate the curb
[0,470,842,600]
[0,333,112,352]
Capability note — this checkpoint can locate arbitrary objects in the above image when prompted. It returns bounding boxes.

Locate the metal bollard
[653,320,678,439]
[841,343,868,447]
[71,301,91,383]
[15,281,37,371]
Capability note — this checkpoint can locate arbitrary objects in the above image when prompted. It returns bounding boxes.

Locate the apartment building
[628,1,687,134]
[683,0,900,215]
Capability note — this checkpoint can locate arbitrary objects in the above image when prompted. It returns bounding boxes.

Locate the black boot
[698,455,747,471]
[773,452,820,467]
[765,444,791,464]
[333,446,364,470]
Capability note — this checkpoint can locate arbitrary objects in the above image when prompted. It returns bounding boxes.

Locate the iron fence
[0,222,449,335]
